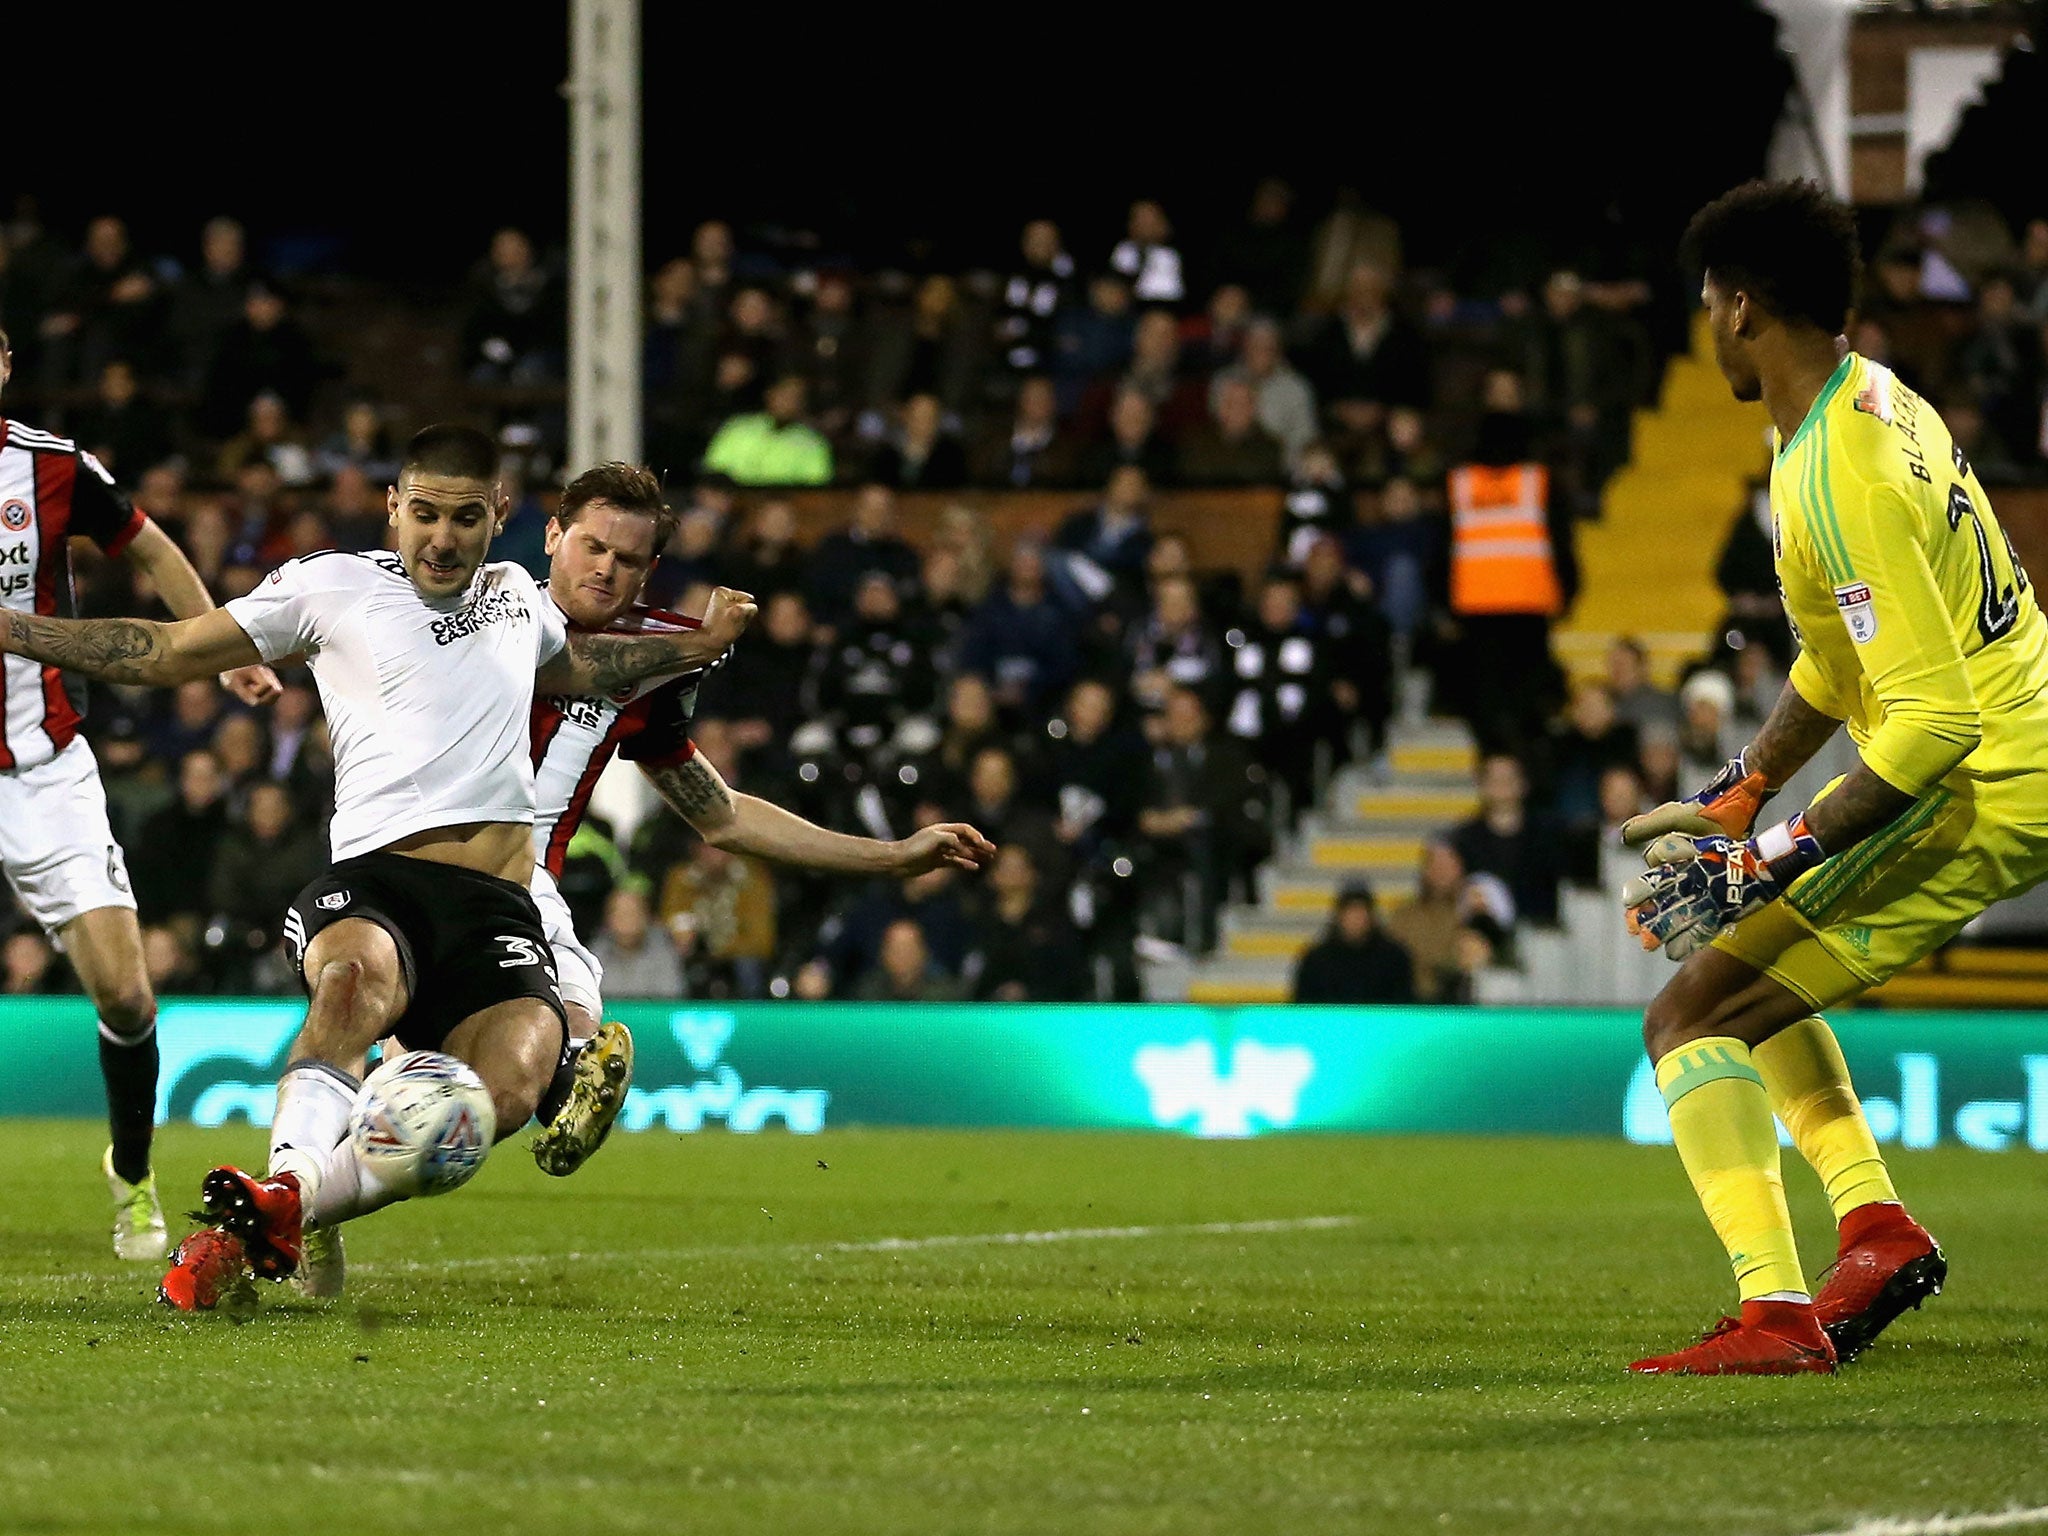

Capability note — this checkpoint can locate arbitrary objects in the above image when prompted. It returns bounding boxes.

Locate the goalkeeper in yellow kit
[1620,180,2048,1375]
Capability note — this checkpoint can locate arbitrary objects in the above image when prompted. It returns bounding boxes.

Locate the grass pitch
[1,1123,2045,1536]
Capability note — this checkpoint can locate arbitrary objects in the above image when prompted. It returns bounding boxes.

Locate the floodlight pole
[567,0,642,472]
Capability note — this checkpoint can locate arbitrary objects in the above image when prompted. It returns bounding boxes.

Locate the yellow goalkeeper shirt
[1772,351,2048,799]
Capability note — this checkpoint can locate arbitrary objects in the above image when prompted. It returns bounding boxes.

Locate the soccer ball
[348,1051,497,1198]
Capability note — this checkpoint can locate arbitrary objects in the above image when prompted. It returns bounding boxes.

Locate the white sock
[1754,1289,1812,1305]
[309,1143,405,1230]
[268,1062,359,1210]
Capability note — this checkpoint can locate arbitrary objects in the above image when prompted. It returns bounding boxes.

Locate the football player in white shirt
[0,425,752,1310]
[0,325,282,1263]
[521,463,995,1179]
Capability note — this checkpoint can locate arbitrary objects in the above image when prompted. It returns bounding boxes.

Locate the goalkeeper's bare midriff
[381,822,535,887]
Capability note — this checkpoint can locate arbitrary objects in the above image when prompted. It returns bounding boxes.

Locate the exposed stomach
[382,821,535,886]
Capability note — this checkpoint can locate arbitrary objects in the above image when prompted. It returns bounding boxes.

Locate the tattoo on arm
[561,631,710,695]
[4,613,171,683]
[646,755,736,828]
[1746,682,1841,787]
[1799,763,1917,855]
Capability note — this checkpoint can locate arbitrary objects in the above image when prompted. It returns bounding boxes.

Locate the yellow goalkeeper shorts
[1712,770,2048,1010]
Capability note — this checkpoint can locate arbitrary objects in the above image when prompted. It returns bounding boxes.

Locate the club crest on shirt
[1834,581,1878,644]
[0,500,29,532]
[317,890,352,911]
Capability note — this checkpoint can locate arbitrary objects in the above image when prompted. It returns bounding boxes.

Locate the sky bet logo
[1625,1052,2048,1152]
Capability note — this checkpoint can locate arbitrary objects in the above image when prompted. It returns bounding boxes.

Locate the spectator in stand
[855,918,962,1002]
[1189,283,1253,378]
[315,399,401,484]
[1046,676,1144,865]
[970,374,1070,489]
[927,673,1009,798]
[1351,474,1442,664]
[644,256,714,461]
[966,843,1085,1001]
[1449,753,1559,926]
[461,227,564,383]
[210,713,270,809]
[1224,569,1325,808]
[591,885,684,999]
[1119,309,1205,436]
[1354,405,1448,491]
[660,841,776,999]
[1180,375,1285,485]
[1547,679,1639,834]
[721,499,812,600]
[218,392,315,485]
[1676,668,1738,787]
[130,749,229,926]
[1219,178,1309,315]
[324,464,389,553]
[965,744,1063,881]
[1957,273,2042,458]
[1276,442,1354,567]
[43,215,164,385]
[1051,274,1134,414]
[868,392,967,490]
[1053,464,1155,608]
[1212,318,1318,462]
[68,359,173,479]
[996,219,1075,375]
[867,274,979,418]
[1636,721,1681,807]
[960,541,1081,718]
[267,681,320,783]
[208,780,323,983]
[142,923,209,996]
[690,219,735,315]
[1136,685,1262,954]
[810,482,922,625]
[1290,881,1414,1004]
[1299,533,1392,764]
[816,572,937,755]
[703,590,820,754]
[1303,261,1429,457]
[1714,475,1792,664]
[1074,387,1177,488]
[1385,841,1469,1003]
[1111,200,1185,306]
[1127,573,1224,715]
[718,286,789,386]
[1567,761,1650,891]
[151,678,227,764]
[3,930,61,994]
[168,216,255,387]
[808,866,973,996]
[1606,635,1678,734]
[200,282,319,437]
[702,373,833,486]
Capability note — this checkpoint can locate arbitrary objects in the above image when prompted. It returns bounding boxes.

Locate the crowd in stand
[2,188,2046,1005]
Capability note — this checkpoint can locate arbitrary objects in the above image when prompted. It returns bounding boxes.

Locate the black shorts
[281,852,566,1050]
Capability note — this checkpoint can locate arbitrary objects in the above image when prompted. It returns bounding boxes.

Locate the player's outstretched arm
[538,585,757,696]
[0,607,264,688]
[642,751,996,877]
[121,517,283,704]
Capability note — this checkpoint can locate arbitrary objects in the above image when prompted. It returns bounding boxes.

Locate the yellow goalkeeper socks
[1754,1016,1898,1223]
[1657,1037,1806,1302]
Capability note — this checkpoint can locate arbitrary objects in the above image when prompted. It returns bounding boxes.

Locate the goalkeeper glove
[1619,749,1776,847]
[1622,813,1825,960]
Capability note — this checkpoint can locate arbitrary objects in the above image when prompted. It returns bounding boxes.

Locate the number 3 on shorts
[496,934,551,973]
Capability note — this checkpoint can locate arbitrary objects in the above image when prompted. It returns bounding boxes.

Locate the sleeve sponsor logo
[1834,581,1878,643]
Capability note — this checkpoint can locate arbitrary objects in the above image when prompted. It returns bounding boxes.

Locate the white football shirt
[226,552,568,862]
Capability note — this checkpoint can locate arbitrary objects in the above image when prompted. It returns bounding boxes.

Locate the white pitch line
[1803,1509,2048,1536]
[3,1215,1358,1289]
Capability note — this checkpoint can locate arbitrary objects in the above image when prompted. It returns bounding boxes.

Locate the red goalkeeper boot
[199,1167,304,1281]
[1629,1299,1836,1375]
[158,1228,255,1312]
[1812,1202,1947,1363]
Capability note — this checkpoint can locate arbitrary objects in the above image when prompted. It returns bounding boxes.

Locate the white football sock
[308,1143,405,1230]
[268,1062,358,1210]
[1754,1289,1812,1305]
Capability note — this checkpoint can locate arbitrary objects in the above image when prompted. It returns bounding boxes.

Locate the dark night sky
[11,4,1793,293]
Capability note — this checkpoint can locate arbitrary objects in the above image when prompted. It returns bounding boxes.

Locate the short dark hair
[556,461,679,550]
[1682,179,1861,335]
[400,423,498,484]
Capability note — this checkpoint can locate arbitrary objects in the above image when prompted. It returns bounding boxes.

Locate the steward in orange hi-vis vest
[1448,462,1562,617]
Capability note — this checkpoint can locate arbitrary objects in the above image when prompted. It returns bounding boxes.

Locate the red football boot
[199,1167,304,1280]
[1629,1299,1836,1375]
[158,1228,255,1312]
[1812,1202,1947,1363]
